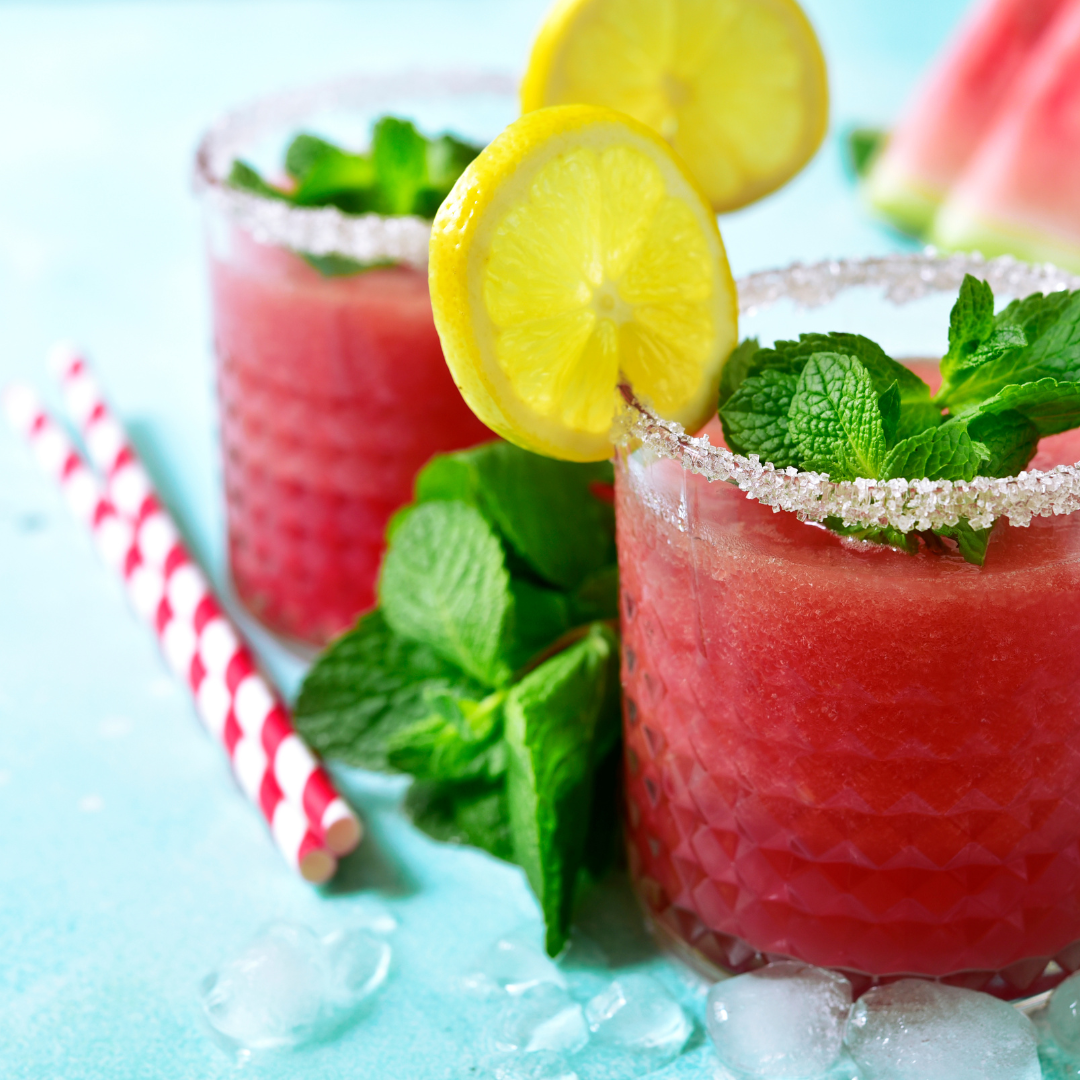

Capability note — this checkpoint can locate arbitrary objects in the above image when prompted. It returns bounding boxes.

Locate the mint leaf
[719,370,799,466]
[424,133,481,191]
[751,333,938,440]
[294,151,378,212]
[379,501,514,687]
[570,564,619,624]
[995,289,1073,340]
[960,377,1080,436]
[405,780,512,861]
[966,410,1040,477]
[227,160,289,201]
[958,323,1028,371]
[371,116,428,215]
[300,253,391,277]
[935,519,994,566]
[878,381,901,448]
[823,517,919,554]
[284,133,340,181]
[942,290,1080,407]
[415,443,615,592]
[788,353,886,479]
[943,274,995,378]
[504,624,619,955]
[386,689,506,784]
[293,610,483,770]
[718,337,761,407]
[847,127,886,178]
[881,422,989,482]
[508,579,572,669]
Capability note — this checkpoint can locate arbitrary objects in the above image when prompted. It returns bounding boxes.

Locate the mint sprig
[295,442,620,954]
[227,116,482,277]
[718,274,1080,565]
[787,352,886,479]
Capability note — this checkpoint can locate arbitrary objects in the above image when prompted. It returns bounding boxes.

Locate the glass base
[640,901,1064,1014]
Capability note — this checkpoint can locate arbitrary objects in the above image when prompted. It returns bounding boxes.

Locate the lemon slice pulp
[521,0,828,213]
[429,106,738,462]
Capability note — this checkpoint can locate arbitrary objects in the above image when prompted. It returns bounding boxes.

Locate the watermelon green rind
[864,0,1070,241]
[931,206,1080,275]
[865,154,942,238]
[928,0,1080,274]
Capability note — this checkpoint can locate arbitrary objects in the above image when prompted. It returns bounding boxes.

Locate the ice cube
[199,922,391,1052]
[491,984,590,1056]
[320,927,392,1005]
[706,961,851,1078]
[845,979,1041,1080]
[585,973,691,1058]
[1049,970,1080,1053]
[470,936,568,996]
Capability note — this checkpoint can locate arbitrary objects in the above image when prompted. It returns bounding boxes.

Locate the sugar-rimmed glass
[194,72,516,646]
[617,251,1080,1002]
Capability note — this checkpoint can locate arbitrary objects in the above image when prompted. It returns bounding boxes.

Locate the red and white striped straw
[2,383,341,884]
[50,346,362,861]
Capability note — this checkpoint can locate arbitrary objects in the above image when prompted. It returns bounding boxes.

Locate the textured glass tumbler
[195,72,513,645]
[617,252,1080,1001]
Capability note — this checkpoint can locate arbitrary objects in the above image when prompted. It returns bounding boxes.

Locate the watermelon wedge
[931,0,1080,270]
[866,0,1069,236]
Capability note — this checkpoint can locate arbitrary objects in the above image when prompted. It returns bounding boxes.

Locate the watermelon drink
[195,74,513,644]
[619,253,1080,998]
[208,232,490,644]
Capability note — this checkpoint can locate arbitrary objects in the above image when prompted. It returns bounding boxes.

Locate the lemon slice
[520,0,828,213]
[429,105,738,462]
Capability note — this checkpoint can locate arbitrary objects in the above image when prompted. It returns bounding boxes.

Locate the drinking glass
[617,251,1080,1000]
[194,72,515,645]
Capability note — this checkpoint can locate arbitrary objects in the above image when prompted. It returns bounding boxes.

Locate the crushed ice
[707,962,851,1078]
[199,921,391,1055]
[468,931,692,1079]
[845,980,1040,1080]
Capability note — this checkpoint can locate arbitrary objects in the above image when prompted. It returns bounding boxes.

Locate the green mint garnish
[943,273,996,377]
[938,278,1080,406]
[880,422,988,483]
[719,370,799,468]
[415,442,616,595]
[295,441,620,953]
[717,336,762,407]
[379,500,516,688]
[284,133,339,182]
[787,352,886,480]
[227,160,291,202]
[293,609,485,771]
[846,127,887,178]
[505,623,620,955]
[965,410,1041,478]
[226,117,482,276]
[716,275,1080,565]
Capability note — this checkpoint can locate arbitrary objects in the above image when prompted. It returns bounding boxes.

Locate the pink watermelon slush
[210,231,491,644]
[618,407,1080,996]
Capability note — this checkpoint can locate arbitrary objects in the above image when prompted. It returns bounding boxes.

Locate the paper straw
[51,346,361,859]
[2,383,338,884]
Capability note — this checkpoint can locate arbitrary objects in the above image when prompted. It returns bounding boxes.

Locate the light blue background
[0,2,968,1076]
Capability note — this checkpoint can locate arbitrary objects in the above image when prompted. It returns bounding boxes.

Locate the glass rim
[192,68,518,268]
[620,250,1080,533]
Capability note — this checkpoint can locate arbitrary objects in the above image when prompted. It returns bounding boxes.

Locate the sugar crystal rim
[621,251,1080,532]
[192,69,517,269]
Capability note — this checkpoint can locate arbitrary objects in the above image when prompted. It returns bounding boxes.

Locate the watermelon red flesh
[932,0,1080,270]
[866,0,1070,235]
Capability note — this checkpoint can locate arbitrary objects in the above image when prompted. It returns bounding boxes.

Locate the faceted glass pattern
[617,451,1080,997]
[210,226,490,644]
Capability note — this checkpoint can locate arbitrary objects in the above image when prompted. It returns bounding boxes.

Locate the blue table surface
[0,2,970,1076]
